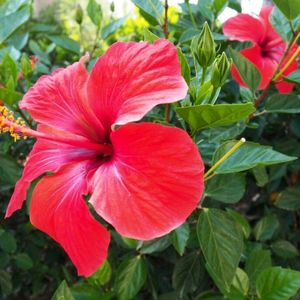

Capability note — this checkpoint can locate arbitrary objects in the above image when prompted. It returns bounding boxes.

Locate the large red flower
[223,6,298,93]
[4,40,204,276]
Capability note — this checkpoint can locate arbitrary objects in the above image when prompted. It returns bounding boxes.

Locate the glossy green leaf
[14,253,33,270]
[87,260,112,286]
[256,267,300,300]
[275,187,300,210]
[0,5,30,44]
[87,0,102,27]
[47,36,80,54]
[213,141,296,174]
[177,47,191,85]
[176,103,254,130]
[284,69,300,84]
[51,280,75,300]
[226,210,251,238]
[170,222,190,256]
[140,236,170,254]
[0,231,17,253]
[265,94,300,113]
[225,268,249,300]
[254,214,279,241]
[143,28,159,42]
[131,0,163,24]
[271,240,299,259]
[0,154,21,185]
[172,252,204,297]
[102,16,127,39]
[229,48,261,93]
[197,209,244,291]
[272,0,300,20]
[252,166,268,187]
[205,173,246,203]
[245,249,272,288]
[115,256,147,300]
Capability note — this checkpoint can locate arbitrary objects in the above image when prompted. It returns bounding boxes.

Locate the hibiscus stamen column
[0,106,113,154]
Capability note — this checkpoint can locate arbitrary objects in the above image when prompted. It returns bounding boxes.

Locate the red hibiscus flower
[4,40,204,276]
[223,6,298,93]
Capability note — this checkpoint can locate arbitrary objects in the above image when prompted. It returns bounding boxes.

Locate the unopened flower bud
[20,54,33,79]
[110,1,115,13]
[191,22,216,68]
[75,4,83,25]
[211,52,231,88]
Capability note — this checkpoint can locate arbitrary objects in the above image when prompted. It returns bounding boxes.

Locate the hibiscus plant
[1,0,300,299]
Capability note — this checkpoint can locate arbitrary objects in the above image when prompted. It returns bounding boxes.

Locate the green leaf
[245,249,272,289]
[177,47,191,85]
[140,236,170,254]
[143,28,159,42]
[275,187,300,210]
[131,0,163,24]
[0,231,17,253]
[87,260,112,286]
[226,210,251,238]
[229,48,261,93]
[197,209,244,292]
[115,256,147,300]
[0,154,21,185]
[0,53,18,87]
[265,94,300,113]
[284,69,300,84]
[205,173,246,203]
[213,141,296,174]
[51,280,75,300]
[270,8,293,41]
[170,222,190,256]
[0,87,22,105]
[252,166,269,187]
[271,240,299,259]
[0,5,30,44]
[176,103,255,130]
[225,268,249,300]
[101,16,127,39]
[196,290,224,299]
[272,0,300,20]
[256,267,300,300]
[87,0,102,27]
[0,270,12,296]
[254,214,279,241]
[172,252,204,297]
[47,36,80,54]
[14,253,33,270]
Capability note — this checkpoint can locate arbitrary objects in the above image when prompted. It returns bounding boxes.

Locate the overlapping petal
[87,39,187,130]
[20,56,105,141]
[5,126,98,218]
[223,13,266,43]
[89,123,204,240]
[231,45,277,90]
[30,161,110,277]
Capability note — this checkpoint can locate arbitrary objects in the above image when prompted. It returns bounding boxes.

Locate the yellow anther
[0,106,27,142]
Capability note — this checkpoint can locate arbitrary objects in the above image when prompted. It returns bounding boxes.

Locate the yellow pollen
[0,106,27,142]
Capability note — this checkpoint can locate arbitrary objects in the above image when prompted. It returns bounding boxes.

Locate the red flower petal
[30,161,110,277]
[89,123,204,240]
[5,126,98,218]
[87,40,187,130]
[20,56,105,141]
[275,60,297,94]
[231,45,277,90]
[223,13,266,43]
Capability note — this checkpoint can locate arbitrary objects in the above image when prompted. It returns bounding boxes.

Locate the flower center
[0,106,113,156]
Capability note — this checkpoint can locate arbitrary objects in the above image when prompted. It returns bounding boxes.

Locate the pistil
[0,106,113,155]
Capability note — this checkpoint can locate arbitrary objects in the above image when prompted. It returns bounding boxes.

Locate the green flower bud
[110,1,115,13]
[75,4,83,25]
[211,52,232,88]
[20,54,33,79]
[191,22,216,68]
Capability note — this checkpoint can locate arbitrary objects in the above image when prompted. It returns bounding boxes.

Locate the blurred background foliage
[1,0,300,299]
